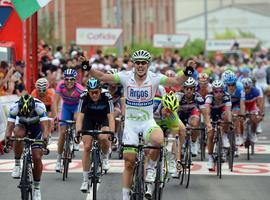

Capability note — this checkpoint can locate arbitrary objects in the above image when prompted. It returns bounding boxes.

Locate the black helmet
[86,78,101,90]
[18,94,35,116]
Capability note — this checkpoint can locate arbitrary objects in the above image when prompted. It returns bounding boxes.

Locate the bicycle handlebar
[78,130,115,142]
[122,144,161,150]
[59,119,76,124]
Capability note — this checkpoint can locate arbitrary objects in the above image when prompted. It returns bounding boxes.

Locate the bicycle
[177,125,204,188]
[211,120,232,179]
[78,129,115,200]
[59,119,76,181]
[151,126,170,200]
[123,132,160,200]
[6,136,49,200]
[242,113,256,160]
[199,123,207,161]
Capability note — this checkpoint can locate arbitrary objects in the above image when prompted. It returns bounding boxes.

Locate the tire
[200,130,206,161]
[185,143,191,188]
[217,131,222,179]
[228,133,235,172]
[63,136,71,181]
[153,161,162,200]
[92,149,99,200]
[20,155,32,200]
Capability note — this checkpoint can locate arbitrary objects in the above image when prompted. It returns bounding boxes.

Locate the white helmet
[35,78,49,92]
[131,50,152,63]
[184,77,196,87]
[211,80,224,89]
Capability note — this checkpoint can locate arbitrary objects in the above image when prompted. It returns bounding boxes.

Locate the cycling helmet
[165,70,176,77]
[183,77,196,87]
[198,73,209,83]
[162,91,179,112]
[86,78,101,90]
[64,68,77,78]
[240,67,251,74]
[212,80,224,89]
[18,94,35,116]
[131,50,152,63]
[241,77,253,87]
[223,71,237,85]
[35,78,49,92]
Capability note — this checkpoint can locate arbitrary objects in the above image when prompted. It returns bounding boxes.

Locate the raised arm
[164,60,196,86]
[80,56,117,85]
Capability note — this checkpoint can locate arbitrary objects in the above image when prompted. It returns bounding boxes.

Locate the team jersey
[224,81,245,108]
[55,80,84,105]
[197,83,212,99]
[176,92,205,113]
[244,86,262,108]
[31,88,56,107]
[8,98,48,124]
[114,70,168,121]
[78,91,114,124]
[205,91,232,109]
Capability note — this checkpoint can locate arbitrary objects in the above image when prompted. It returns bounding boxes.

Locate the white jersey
[114,70,167,121]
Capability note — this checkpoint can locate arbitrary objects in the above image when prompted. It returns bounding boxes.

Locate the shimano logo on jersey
[127,86,152,101]
[126,99,153,107]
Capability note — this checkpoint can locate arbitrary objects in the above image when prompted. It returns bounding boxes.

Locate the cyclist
[223,71,246,148]
[54,69,85,172]
[205,80,232,170]
[153,91,186,178]
[177,77,212,157]
[197,73,212,99]
[80,50,196,200]
[241,77,264,142]
[5,94,49,200]
[31,78,57,134]
[75,78,115,193]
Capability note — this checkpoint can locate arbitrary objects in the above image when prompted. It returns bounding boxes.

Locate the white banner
[76,28,122,46]
[206,38,259,51]
[206,39,234,51]
[0,95,19,141]
[153,34,189,48]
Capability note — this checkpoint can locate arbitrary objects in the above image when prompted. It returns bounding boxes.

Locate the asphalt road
[1,109,270,200]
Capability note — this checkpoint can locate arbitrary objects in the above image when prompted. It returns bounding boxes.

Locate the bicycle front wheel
[20,156,32,200]
[62,139,71,181]
[217,132,222,179]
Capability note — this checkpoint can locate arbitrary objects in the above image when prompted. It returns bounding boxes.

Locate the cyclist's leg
[12,124,26,178]
[30,124,44,194]
[122,122,138,200]
[98,125,111,170]
[189,108,201,156]
[81,135,93,183]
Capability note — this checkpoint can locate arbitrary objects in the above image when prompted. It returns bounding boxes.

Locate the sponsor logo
[126,99,153,107]
[127,86,152,101]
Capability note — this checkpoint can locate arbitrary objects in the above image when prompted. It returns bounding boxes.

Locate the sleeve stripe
[108,99,114,113]
[114,74,121,84]
[160,76,168,85]
[77,99,83,112]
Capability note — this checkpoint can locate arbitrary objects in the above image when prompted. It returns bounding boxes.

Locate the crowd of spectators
[1,40,270,97]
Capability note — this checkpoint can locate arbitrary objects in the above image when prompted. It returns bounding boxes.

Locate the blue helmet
[64,68,77,78]
[86,78,101,90]
[223,71,237,85]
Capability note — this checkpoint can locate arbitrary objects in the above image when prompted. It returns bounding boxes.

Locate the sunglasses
[135,61,148,65]
[227,83,235,87]
[244,86,251,89]
[214,89,223,94]
[64,78,76,82]
[38,89,46,94]
[89,89,100,95]
[184,86,194,91]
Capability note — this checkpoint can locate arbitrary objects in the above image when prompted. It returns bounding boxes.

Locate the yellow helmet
[162,91,179,112]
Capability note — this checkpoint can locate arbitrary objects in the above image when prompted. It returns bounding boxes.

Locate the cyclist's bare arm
[240,100,246,115]
[54,93,61,115]
[40,120,50,139]
[107,113,115,133]
[5,121,15,138]
[89,69,117,85]
[225,105,232,122]
[201,107,212,130]
[76,112,84,134]
[257,96,264,115]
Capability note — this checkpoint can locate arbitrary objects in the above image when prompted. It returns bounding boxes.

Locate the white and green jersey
[114,70,168,121]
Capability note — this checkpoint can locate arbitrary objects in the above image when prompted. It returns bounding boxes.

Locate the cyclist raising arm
[5,94,49,200]
[80,50,196,200]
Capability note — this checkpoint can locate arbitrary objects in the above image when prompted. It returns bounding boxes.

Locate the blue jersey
[225,81,245,108]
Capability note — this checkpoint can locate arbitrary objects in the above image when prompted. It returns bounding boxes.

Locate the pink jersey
[56,80,85,105]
